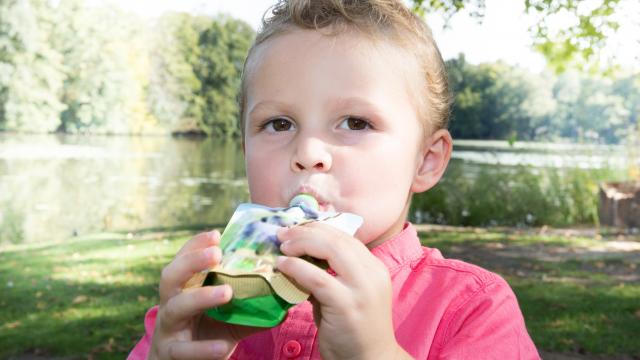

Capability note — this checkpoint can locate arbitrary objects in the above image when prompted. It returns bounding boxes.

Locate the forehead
[244,28,424,121]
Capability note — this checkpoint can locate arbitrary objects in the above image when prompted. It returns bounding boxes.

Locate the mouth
[291,185,335,212]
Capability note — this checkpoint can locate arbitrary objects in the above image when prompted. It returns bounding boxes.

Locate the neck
[365,199,411,250]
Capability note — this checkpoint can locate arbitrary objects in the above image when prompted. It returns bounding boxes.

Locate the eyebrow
[248,97,384,118]
[329,96,384,115]
[247,100,291,120]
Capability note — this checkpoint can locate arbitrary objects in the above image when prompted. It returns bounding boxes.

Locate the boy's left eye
[338,117,371,131]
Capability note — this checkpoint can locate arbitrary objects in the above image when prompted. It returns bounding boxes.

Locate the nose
[291,135,332,172]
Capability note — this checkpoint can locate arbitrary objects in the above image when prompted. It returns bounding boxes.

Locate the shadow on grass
[417,230,640,356]
[514,279,640,355]
[2,227,639,358]
[0,231,194,359]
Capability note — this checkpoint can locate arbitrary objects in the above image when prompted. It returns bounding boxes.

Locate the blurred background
[0,0,639,359]
[0,0,638,243]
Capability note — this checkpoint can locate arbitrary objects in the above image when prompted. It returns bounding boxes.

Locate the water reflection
[0,135,631,244]
[0,134,248,244]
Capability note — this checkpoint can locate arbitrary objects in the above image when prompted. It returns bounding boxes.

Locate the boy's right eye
[262,118,295,132]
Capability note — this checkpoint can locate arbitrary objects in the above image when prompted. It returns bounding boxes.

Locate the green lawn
[1,227,638,359]
[421,230,640,356]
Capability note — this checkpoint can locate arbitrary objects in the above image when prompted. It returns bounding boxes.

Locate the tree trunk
[598,181,640,228]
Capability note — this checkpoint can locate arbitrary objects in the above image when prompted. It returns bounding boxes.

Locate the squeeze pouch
[184,197,362,328]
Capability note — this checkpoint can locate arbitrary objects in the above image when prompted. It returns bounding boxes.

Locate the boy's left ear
[411,129,453,193]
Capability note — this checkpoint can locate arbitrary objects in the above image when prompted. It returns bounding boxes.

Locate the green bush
[411,162,624,227]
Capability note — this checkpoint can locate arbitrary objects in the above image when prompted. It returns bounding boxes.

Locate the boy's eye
[263,118,295,132]
[339,116,371,131]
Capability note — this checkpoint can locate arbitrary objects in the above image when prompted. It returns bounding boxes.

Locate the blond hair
[238,0,451,134]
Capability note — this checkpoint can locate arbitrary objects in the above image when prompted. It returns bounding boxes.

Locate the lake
[0,134,631,244]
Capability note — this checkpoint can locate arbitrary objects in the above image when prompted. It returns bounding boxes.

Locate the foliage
[0,1,254,135]
[147,12,209,133]
[195,17,254,137]
[52,0,154,134]
[410,0,630,73]
[0,0,65,132]
[411,161,626,227]
[446,56,640,143]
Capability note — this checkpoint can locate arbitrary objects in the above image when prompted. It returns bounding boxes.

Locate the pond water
[0,134,631,244]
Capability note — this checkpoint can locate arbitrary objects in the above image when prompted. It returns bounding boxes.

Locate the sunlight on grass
[0,231,193,359]
[2,228,638,358]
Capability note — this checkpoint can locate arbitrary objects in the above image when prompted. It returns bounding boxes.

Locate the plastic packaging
[184,194,363,327]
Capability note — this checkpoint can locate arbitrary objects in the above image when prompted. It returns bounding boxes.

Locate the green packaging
[185,195,362,328]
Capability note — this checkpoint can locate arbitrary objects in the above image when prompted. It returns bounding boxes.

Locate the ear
[411,129,453,193]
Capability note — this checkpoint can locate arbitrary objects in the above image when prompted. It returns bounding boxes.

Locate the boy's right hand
[148,230,261,360]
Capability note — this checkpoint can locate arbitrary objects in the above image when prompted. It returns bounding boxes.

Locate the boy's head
[240,0,451,136]
[241,0,453,247]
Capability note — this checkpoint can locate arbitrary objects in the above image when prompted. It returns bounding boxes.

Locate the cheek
[245,151,284,206]
[342,141,416,191]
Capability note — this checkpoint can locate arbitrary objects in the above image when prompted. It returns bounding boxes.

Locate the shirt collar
[370,222,423,272]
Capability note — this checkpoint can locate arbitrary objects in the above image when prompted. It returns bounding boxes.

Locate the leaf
[72,295,88,304]
[5,321,21,329]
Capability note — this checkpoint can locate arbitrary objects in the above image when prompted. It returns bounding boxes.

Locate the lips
[290,185,335,212]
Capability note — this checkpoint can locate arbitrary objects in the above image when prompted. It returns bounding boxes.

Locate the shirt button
[282,339,302,358]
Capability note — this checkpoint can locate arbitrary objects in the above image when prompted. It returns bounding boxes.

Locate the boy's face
[243,29,429,246]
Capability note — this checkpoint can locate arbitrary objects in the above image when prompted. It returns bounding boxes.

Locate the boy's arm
[432,277,540,360]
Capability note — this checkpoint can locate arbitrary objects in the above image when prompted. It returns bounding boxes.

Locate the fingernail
[210,341,228,357]
[279,241,288,252]
[203,247,219,261]
[276,256,287,268]
[214,284,231,300]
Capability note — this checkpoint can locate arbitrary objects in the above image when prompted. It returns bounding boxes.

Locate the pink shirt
[128,223,540,359]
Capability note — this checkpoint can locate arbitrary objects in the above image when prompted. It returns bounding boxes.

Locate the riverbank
[1,225,638,359]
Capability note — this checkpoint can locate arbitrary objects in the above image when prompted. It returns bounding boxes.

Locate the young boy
[129,0,540,359]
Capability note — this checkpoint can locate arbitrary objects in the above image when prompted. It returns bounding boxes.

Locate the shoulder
[411,248,538,358]
[413,246,507,292]
[410,246,523,330]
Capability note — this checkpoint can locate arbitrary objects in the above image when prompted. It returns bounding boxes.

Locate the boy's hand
[149,230,261,360]
[276,223,411,360]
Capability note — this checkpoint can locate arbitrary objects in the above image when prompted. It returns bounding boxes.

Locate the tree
[411,0,631,73]
[147,12,210,133]
[51,0,152,134]
[553,72,631,143]
[447,55,556,141]
[0,0,64,132]
[195,16,254,137]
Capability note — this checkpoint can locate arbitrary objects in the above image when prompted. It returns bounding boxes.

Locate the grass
[0,230,196,359]
[1,227,639,358]
[421,230,640,356]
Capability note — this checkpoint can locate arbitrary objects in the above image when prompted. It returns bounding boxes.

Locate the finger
[276,255,346,304]
[176,230,221,257]
[167,339,235,360]
[160,285,232,332]
[159,246,222,304]
[277,223,370,281]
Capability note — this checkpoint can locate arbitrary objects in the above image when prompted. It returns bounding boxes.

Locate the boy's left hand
[276,222,410,360]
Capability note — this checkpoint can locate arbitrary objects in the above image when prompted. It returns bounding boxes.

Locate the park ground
[1,224,639,360]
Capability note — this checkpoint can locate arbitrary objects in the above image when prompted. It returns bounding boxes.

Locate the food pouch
[184,194,363,328]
